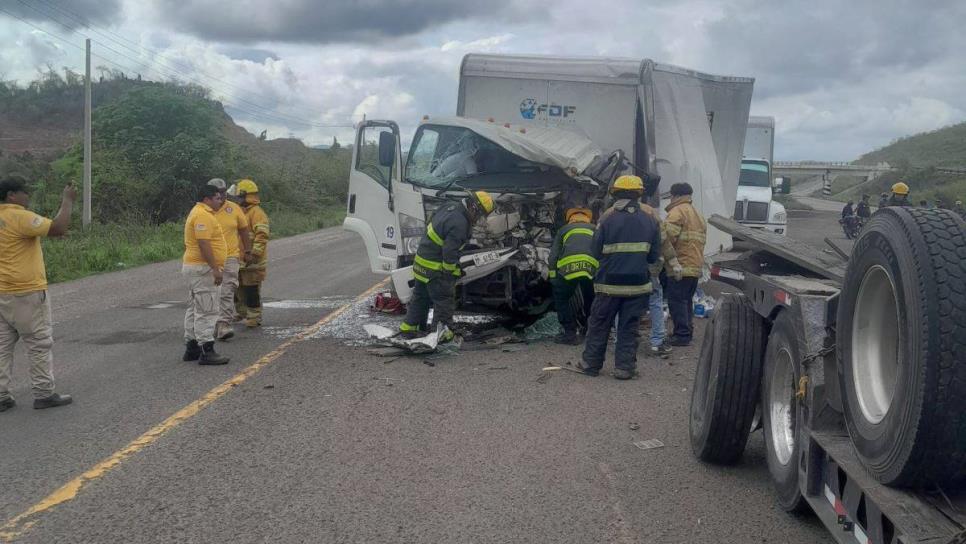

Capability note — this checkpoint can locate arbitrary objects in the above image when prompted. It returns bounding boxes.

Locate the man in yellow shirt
[0,176,76,412]
[182,184,230,365]
[206,179,251,341]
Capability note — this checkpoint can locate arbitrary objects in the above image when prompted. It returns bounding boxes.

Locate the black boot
[554,330,580,345]
[199,341,230,365]
[34,392,73,409]
[183,339,202,361]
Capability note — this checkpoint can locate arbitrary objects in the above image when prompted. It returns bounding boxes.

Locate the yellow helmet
[565,207,592,223]
[237,179,259,194]
[891,182,909,195]
[473,191,494,215]
[612,175,644,194]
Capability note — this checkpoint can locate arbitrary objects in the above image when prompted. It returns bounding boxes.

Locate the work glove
[669,258,684,282]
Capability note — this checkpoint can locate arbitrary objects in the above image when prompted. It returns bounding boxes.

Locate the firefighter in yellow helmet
[548,207,597,344]
[577,175,661,380]
[235,179,270,328]
[887,181,911,207]
[400,191,493,342]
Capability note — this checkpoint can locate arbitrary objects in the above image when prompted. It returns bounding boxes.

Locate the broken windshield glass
[405,124,548,189]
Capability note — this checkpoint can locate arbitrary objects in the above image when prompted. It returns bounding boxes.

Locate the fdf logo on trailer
[520,99,576,120]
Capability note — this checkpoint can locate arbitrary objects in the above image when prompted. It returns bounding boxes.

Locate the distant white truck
[344,54,754,315]
[735,116,787,235]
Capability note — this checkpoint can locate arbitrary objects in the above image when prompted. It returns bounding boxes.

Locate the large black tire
[689,293,766,464]
[762,310,809,513]
[837,207,966,487]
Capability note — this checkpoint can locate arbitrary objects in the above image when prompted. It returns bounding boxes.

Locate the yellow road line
[0,279,389,542]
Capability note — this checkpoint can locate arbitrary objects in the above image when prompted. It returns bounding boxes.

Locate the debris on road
[364,323,457,354]
[629,422,640,431]
[522,312,562,341]
[634,439,664,450]
[542,366,562,371]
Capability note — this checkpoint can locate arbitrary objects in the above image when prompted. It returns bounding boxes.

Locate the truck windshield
[404,124,548,189]
[739,161,771,188]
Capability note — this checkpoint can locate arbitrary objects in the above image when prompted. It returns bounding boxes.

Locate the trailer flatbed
[702,215,966,544]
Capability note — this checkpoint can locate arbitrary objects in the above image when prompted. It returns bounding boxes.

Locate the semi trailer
[689,208,966,543]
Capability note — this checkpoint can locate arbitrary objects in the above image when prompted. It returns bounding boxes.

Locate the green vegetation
[1,71,352,283]
[833,168,966,205]
[857,122,966,170]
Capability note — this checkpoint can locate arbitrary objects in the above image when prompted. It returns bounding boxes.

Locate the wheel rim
[851,265,900,425]
[768,347,796,466]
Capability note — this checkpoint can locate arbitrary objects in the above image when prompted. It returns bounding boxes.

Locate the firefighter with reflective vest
[234,179,270,328]
[664,182,707,346]
[400,191,494,341]
[577,175,661,380]
[548,207,597,345]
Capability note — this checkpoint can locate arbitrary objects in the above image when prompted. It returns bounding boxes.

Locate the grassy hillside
[857,122,966,170]
[0,71,352,282]
[839,121,966,205]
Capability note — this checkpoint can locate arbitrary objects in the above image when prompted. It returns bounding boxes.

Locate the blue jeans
[649,279,666,348]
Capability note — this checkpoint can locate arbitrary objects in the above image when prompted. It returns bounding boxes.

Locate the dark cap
[0,175,29,201]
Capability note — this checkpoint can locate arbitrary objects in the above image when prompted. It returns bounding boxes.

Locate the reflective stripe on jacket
[664,196,707,277]
[591,199,661,297]
[548,222,597,281]
[412,202,470,283]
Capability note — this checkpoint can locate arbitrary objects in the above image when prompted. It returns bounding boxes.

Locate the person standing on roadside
[664,182,707,347]
[577,175,661,380]
[639,178,682,358]
[887,182,912,207]
[235,179,270,328]
[877,193,889,210]
[182,184,230,365]
[0,175,76,411]
[856,194,872,222]
[207,179,251,341]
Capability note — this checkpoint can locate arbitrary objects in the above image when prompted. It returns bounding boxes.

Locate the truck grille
[746,202,769,222]
[734,201,769,222]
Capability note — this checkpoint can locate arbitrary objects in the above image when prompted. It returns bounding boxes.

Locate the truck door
[344,121,403,274]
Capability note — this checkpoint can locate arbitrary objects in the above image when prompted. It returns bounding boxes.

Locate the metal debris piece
[634,439,664,450]
[629,422,640,431]
[542,366,562,371]
[423,360,436,367]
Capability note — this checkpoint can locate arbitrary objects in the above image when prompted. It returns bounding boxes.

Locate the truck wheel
[837,208,966,486]
[762,310,809,513]
[689,293,765,464]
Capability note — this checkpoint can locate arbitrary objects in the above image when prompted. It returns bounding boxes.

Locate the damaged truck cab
[344,116,605,316]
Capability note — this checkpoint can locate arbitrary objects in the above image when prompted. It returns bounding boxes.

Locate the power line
[6,1,355,130]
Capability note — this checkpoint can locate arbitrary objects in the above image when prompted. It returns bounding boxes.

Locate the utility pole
[83,38,92,228]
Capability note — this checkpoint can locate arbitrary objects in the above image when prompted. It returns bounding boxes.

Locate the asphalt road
[1,218,838,543]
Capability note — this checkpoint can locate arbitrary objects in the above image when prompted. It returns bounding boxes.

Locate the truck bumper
[738,221,788,236]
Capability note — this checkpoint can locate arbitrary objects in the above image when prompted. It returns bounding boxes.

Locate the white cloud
[2,0,965,161]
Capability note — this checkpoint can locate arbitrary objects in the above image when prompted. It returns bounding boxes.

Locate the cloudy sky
[1,0,962,160]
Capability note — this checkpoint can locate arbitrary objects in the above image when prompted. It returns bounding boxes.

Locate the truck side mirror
[378,131,395,168]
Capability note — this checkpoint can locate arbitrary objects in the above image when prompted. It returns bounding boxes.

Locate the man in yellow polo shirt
[182,184,230,365]
[0,175,76,412]
[206,178,251,341]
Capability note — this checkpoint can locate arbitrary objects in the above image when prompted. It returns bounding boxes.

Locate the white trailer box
[457,54,755,254]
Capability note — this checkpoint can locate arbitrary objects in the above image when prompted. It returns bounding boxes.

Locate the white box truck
[735,116,787,234]
[343,54,754,316]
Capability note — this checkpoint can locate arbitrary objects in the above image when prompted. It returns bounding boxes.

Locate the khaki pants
[0,290,55,400]
[182,264,218,343]
[217,257,240,327]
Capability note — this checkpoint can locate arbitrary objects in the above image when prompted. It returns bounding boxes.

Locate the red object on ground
[372,292,406,314]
